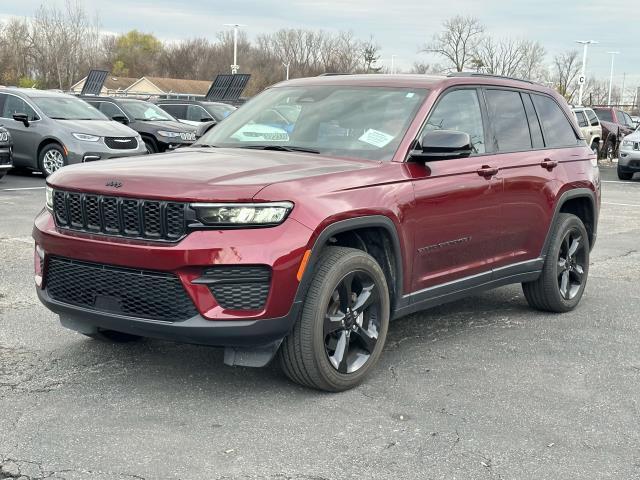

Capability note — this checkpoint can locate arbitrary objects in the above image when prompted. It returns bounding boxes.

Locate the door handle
[477,165,499,177]
[541,159,558,170]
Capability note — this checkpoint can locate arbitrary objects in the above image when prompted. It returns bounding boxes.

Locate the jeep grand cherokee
[34,73,600,391]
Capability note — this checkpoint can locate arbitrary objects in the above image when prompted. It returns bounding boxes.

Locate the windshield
[33,96,107,120]
[593,108,613,123]
[120,100,175,121]
[197,86,428,161]
[204,103,236,120]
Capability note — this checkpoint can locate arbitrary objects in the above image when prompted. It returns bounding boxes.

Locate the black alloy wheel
[323,270,381,374]
[556,228,587,301]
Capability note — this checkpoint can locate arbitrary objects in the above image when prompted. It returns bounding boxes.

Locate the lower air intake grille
[45,257,198,322]
[202,266,271,311]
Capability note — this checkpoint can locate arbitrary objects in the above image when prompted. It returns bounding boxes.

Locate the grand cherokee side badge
[105,180,123,188]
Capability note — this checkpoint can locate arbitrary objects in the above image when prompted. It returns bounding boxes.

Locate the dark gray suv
[0,88,146,176]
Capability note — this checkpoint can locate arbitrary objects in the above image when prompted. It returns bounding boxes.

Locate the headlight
[72,133,100,142]
[191,202,294,226]
[621,140,634,149]
[45,185,53,212]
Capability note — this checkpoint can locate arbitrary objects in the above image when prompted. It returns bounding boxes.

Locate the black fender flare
[293,215,405,309]
[540,188,598,258]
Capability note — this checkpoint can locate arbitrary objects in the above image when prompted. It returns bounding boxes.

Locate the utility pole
[223,23,246,74]
[607,51,620,106]
[576,40,597,106]
[620,72,626,106]
[283,62,290,81]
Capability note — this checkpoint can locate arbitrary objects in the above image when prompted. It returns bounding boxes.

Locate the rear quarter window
[531,95,578,148]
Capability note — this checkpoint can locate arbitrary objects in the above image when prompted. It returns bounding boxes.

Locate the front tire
[143,137,158,154]
[523,213,590,313]
[279,246,390,392]
[617,167,633,181]
[38,144,66,177]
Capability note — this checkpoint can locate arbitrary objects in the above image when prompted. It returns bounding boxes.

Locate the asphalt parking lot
[1,167,639,480]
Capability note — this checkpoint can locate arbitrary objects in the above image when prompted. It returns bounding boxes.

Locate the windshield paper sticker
[359,129,394,148]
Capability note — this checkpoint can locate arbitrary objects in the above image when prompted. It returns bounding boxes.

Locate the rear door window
[485,89,532,152]
[531,95,578,148]
[593,108,613,122]
[521,94,544,148]
[159,104,186,119]
[585,109,599,126]
[575,111,589,128]
[425,89,485,154]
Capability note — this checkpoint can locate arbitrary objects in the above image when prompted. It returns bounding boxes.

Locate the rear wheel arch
[295,216,405,313]
[542,189,597,257]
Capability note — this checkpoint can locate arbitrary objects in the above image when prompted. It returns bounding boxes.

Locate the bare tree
[421,16,484,72]
[410,62,442,74]
[362,36,382,73]
[552,50,582,102]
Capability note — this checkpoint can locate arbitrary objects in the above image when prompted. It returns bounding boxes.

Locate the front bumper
[33,209,313,342]
[66,139,147,165]
[618,150,640,171]
[0,145,12,171]
[38,288,302,348]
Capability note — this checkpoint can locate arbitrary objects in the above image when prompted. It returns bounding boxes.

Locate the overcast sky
[2,0,638,99]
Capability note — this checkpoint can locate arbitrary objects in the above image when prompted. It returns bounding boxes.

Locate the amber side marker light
[297,250,312,282]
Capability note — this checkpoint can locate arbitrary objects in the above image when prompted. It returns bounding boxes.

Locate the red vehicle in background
[34,73,600,391]
[592,106,636,160]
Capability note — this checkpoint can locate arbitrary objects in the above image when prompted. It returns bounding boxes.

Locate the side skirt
[392,258,543,320]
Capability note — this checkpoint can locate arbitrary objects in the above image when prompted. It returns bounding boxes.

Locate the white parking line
[1,186,45,191]
[603,202,640,207]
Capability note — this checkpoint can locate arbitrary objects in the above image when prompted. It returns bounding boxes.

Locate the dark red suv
[34,73,600,391]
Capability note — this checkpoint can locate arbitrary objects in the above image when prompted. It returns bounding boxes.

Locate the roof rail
[446,72,535,85]
[317,73,352,76]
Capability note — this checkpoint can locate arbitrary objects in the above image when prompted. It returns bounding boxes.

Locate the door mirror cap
[410,130,474,161]
[12,113,30,127]
[111,115,129,125]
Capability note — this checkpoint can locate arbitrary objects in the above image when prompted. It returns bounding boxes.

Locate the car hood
[623,130,640,141]
[55,119,138,137]
[47,147,378,202]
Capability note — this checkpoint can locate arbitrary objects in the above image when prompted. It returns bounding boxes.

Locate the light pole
[283,62,290,80]
[607,51,620,106]
[576,40,597,106]
[391,55,396,74]
[223,23,246,74]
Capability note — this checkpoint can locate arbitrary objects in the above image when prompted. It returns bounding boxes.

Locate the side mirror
[111,115,129,125]
[410,130,473,161]
[13,113,30,127]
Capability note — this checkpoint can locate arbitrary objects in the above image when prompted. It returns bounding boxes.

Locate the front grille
[45,256,198,322]
[202,266,271,311]
[52,189,187,241]
[104,137,138,150]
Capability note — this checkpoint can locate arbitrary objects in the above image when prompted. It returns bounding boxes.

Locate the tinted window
[159,104,186,119]
[620,111,633,127]
[99,102,126,119]
[1,94,38,121]
[424,89,485,154]
[522,94,544,148]
[593,108,613,123]
[485,90,531,151]
[531,95,578,147]
[119,100,175,121]
[575,111,588,128]
[585,109,599,127]
[187,105,213,122]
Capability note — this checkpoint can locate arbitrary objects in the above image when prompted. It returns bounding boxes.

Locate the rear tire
[279,246,390,392]
[617,168,633,180]
[590,141,599,157]
[523,213,589,313]
[83,330,143,343]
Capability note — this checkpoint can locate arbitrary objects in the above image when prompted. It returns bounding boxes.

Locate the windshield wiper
[238,145,321,154]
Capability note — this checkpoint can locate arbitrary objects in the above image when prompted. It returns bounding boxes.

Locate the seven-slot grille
[201,266,271,311]
[53,190,186,241]
[45,256,198,322]
[104,136,138,150]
